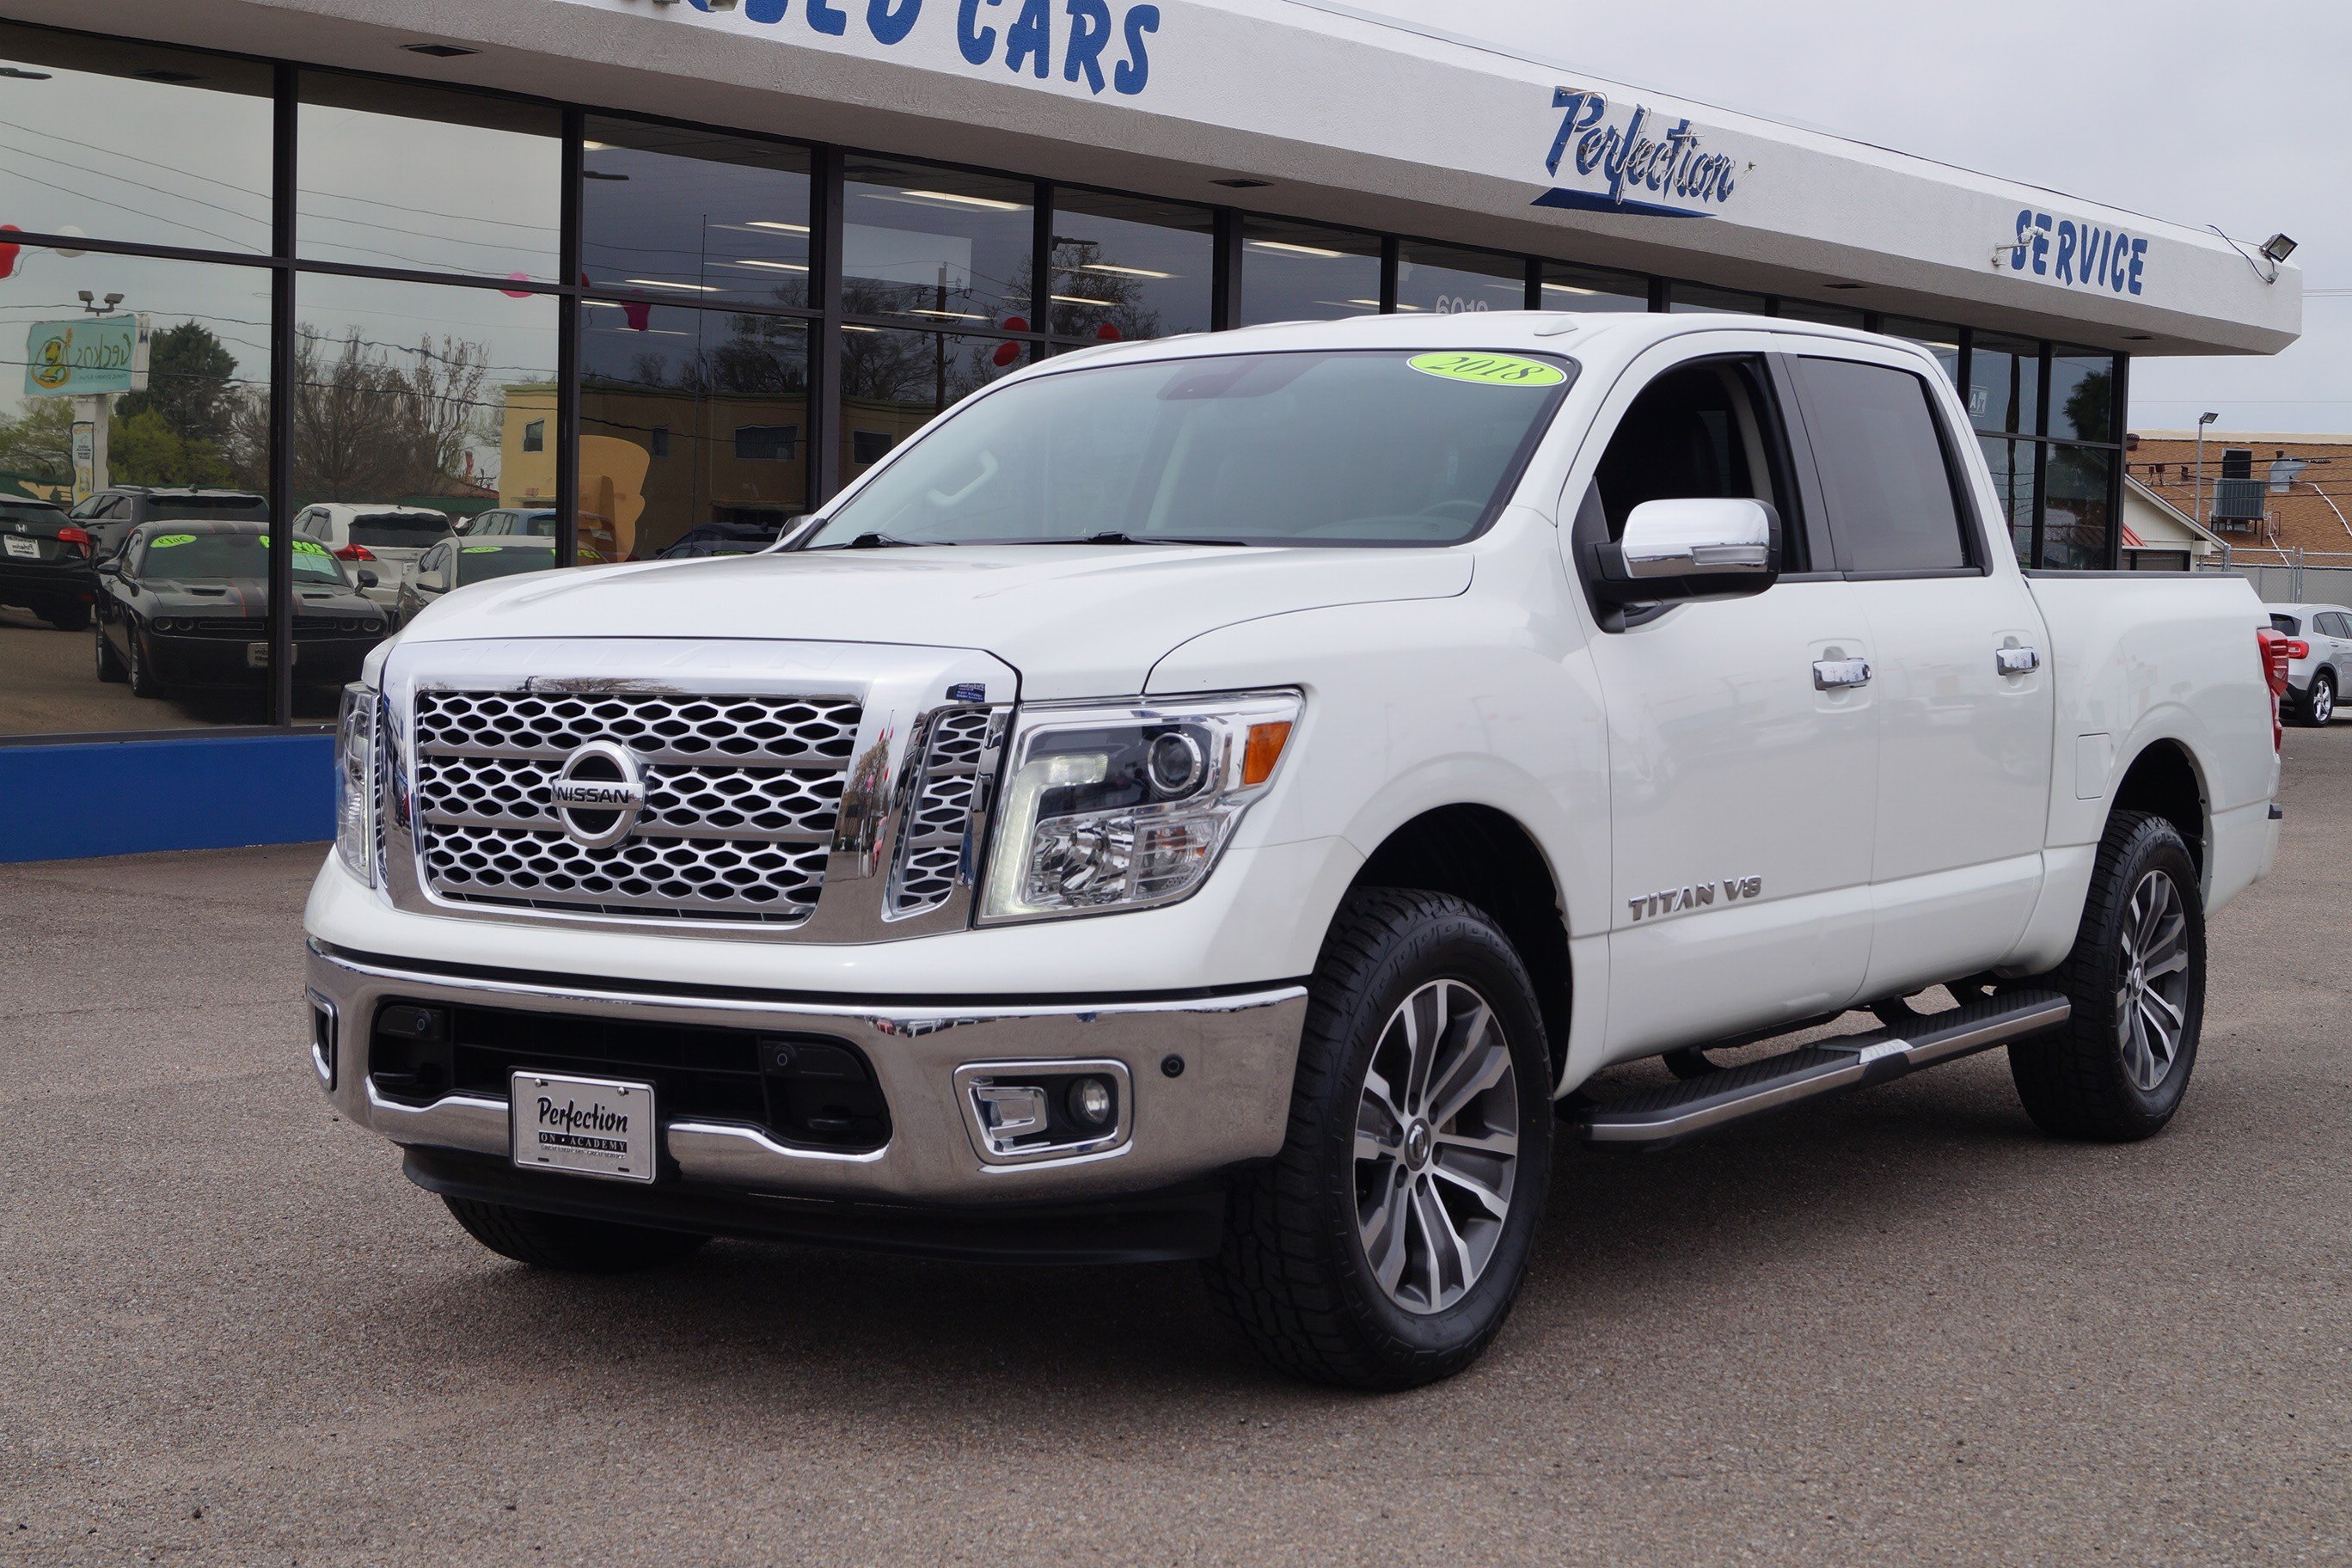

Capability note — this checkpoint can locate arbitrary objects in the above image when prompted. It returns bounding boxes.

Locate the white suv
[2263,602,2352,725]
[291,505,455,612]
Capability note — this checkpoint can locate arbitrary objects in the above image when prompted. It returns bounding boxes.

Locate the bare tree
[235,326,495,502]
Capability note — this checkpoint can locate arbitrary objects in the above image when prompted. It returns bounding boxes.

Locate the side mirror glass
[1594,498,1779,606]
[354,567,379,590]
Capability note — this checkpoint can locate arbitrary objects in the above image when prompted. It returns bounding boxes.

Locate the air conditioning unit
[2210,476,2267,524]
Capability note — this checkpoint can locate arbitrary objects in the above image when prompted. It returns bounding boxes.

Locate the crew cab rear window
[1793,357,1974,574]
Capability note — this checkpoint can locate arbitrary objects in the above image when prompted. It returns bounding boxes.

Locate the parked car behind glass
[395,536,560,623]
[93,520,387,700]
[69,486,271,560]
[291,504,455,614]
[0,494,98,629]
[2263,602,2352,725]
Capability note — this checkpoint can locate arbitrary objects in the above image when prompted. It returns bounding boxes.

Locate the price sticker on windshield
[149,533,197,548]
[1407,352,1566,388]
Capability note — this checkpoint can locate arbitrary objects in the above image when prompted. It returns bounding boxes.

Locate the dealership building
[0,0,2302,861]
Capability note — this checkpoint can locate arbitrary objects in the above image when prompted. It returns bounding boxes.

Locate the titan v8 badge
[1627,875,1761,923]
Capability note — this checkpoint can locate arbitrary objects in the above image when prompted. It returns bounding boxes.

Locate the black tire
[93,623,126,683]
[127,629,161,698]
[1204,888,1553,1390]
[442,1194,710,1273]
[2294,671,2336,726]
[2008,811,2204,1141]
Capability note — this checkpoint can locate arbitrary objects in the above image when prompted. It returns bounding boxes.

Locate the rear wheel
[93,622,126,683]
[2008,811,2203,1141]
[442,1195,710,1273]
[1205,888,1553,1389]
[2298,672,2336,726]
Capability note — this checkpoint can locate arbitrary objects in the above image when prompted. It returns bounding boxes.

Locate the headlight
[334,682,378,885]
[979,690,1301,923]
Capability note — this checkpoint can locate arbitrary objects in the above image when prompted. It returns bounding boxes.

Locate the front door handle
[1812,657,1872,690]
[1995,645,2042,677]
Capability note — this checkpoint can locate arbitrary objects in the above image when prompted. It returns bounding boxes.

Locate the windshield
[456,543,558,585]
[141,533,346,585]
[802,349,1575,549]
[351,512,452,548]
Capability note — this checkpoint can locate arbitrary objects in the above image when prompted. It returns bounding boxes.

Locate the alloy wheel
[1353,977,1521,1314]
[2116,869,2191,1092]
[2316,679,2336,725]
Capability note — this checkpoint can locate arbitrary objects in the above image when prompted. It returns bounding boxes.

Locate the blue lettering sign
[2010,206,2149,297]
[1534,87,1740,217]
[671,0,1153,96]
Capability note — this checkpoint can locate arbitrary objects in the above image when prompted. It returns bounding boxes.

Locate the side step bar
[1578,989,2071,1151]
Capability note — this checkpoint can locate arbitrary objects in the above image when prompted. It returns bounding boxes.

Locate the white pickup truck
[308,312,2282,1389]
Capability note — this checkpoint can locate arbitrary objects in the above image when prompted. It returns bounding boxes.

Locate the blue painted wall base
[0,732,335,863]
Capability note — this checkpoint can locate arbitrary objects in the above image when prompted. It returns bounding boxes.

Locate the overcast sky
[1349,0,2351,435]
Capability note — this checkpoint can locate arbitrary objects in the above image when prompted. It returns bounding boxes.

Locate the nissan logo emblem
[548,740,647,848]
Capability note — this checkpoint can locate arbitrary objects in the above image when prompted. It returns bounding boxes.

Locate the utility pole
[2194,410,2219,524]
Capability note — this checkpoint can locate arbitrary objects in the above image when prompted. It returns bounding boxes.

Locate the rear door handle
[1812,657,1872,689]
[1995,645,2041,676]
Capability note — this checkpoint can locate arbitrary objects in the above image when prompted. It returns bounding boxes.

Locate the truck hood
[392,543,1473,696]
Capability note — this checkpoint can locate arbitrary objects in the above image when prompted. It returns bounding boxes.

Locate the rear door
[1571,336,1881,1056]
[1785,346,2055,995]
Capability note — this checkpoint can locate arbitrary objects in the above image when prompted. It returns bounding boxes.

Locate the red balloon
[1001,315,1030,333]
[1094,322,1123,342]
[0,224,21,282]
[992,341,1023,368]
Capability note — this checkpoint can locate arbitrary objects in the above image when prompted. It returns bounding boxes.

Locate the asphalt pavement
[3,729,2347,1566]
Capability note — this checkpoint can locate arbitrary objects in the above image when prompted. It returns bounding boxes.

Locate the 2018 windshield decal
[654,0,1160,96]
[1534,88,1742,219]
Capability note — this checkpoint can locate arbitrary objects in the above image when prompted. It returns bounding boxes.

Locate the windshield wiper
[1073,530,1254,547]
[824,531,947,550]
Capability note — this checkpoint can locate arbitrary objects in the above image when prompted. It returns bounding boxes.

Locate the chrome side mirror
[1594,498,1779,605]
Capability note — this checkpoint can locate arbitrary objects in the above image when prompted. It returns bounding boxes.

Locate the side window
[2321,612,2349,638]
[1587,356,1805,569]
[1792,357,1975,574]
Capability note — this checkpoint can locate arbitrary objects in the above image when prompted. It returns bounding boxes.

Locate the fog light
[1068,1075,1114,1128]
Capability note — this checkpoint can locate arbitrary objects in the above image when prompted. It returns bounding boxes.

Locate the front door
[1782,348,2056,995]
[1571,341,1880,1058]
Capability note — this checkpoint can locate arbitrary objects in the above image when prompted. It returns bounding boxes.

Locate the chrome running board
[1579,989,2071,1151]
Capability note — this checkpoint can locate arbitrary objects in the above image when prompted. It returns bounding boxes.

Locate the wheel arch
[2111,737,2208,875]
[1349,804,1572,1083]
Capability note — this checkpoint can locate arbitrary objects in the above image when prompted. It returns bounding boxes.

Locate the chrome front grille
[409,689,861,925]
[888,706,1001,917]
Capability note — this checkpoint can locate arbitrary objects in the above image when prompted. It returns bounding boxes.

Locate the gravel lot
[3,730,2346,1566]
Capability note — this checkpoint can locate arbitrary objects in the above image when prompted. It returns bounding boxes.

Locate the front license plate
[3,536,37,559]
[511,1071,657,1183]
[245,641,297,668]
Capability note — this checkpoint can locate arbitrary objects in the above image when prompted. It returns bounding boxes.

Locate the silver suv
[2264,602,2352,725]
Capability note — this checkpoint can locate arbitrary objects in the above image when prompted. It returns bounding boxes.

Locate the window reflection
[0,25,273,254]
[1883,317,1962,387]
[2043,444,2113,569]
[0,256,272,735]
[1045,189,1214,341]
[1538,262,1648,313]
[582,119,812,310]
[842,157,1033,330]
[1239,217,1381,327]
[1776,298,1869,328]
[298,74,560,282]
[1395,242,1523,315]
[840,328,1028,482]
[1980,437,2039,563]
[1669,283,1770,315]
[579,300,811,560]
[1969,331,2040,436]
[2049,349,2116,443]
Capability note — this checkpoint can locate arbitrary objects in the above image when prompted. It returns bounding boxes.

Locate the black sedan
[0,494,98,629]
[393,535,560,624]
[93,520,389,699]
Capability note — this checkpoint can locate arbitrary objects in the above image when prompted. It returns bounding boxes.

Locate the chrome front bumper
[307,942,1307,1206]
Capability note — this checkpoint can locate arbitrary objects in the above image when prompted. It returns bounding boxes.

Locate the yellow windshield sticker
[462,545,501,554]
[1406,352,1566,388]
[292,538,330,556]
[148,533,197,548]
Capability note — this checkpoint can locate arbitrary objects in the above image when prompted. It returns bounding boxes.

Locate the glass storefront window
[1979,437,2040,564]
[842,157,1034,331]
[1776,298,1870,328]
[580,300,812,560]
[582,119,812,311]
[0,26,273,255]
[0,257,272,734]
[290,273,556,663]
[1238,217,1381,327]
[2043,444,2114,570]
[2049,348,2117,443]
[1969,331,2041,436]
[1045,190,1214,342]
[1538,262,1649,313]
[298,75,561,283]
[1883,317,1962,386]
[839,328,1028,483]
[1669,283,1770,315]
[1394,242,1525,316]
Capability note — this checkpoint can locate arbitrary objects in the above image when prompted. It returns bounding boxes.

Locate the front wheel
[1204,888,1553,1389]
[2008,811,2204,1141]
[127,629,162,698]
[443,1195,710,1273]
[94,622,126,683]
